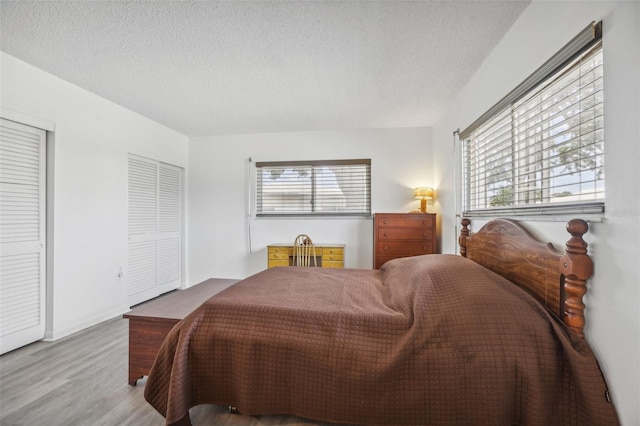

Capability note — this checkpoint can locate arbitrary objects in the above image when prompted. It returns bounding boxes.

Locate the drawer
[322,247,344,261]
[377,227,433,241]
[322,260,344,269]
[323,247,343,256]
[268,247,292,259]
[375,254,425,268]
[268,259,290,268]
[376,241,434,256]
[376,215,434,228]
[268,252,290,261]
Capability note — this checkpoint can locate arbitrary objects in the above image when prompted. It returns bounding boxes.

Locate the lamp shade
[413,187,434,200]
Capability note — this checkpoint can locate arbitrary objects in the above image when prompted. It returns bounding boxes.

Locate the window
[256,159,371,217]
[461,22,604,217]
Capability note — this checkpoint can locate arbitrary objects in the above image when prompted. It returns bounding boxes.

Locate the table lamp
[413,187,434,213]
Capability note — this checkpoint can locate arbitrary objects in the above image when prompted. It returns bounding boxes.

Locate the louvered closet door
[127,155,182,306]
[157,163,182,293]
[0,119,46,354]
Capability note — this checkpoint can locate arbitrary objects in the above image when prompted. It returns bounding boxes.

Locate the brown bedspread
[144,254,619,425]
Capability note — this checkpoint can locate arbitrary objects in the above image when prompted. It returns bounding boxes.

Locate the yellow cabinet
[267,244,345,268]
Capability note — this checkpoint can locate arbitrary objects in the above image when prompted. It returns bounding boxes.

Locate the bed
[144,218,619,425]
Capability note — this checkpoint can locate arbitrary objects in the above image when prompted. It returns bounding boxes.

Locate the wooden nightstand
[373,213,437,269]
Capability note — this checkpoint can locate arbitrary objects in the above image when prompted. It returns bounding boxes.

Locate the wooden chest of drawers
[267,244,345,268]
[373,213,436,269]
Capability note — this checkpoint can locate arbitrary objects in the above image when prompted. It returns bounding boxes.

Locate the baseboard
[44,305,130,341]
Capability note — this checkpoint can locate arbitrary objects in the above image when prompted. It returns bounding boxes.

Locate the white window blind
[256,159,371,217]
[461,22,604,217]
[127,155,182,306]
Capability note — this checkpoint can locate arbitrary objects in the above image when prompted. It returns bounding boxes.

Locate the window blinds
[462,22,604,216]
[256,159,371,217]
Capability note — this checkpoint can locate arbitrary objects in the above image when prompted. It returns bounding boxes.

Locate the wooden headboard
[459,218,593,337]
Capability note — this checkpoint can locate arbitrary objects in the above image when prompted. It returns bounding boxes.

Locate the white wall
[432,2,639,424]
[0,53,189,340]
[188,127,432,283]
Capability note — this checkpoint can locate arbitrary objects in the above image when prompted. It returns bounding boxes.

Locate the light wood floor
[0,317,343,426]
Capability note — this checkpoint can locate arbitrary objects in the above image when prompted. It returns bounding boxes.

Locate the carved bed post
[559,219,593,338]
[459,218,470,258]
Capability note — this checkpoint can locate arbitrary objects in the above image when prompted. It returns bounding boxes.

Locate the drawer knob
[382,219,388,224]
[383,246,389,251]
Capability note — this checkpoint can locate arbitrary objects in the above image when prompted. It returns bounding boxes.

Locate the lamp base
[420,199,427,213]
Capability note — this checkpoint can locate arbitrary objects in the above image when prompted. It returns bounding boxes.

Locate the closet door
[0,119,46,354]
[127,155,182,306]
[157,163,182,294]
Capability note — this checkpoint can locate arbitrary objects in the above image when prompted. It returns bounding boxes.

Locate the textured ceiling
[1,1,530,137]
